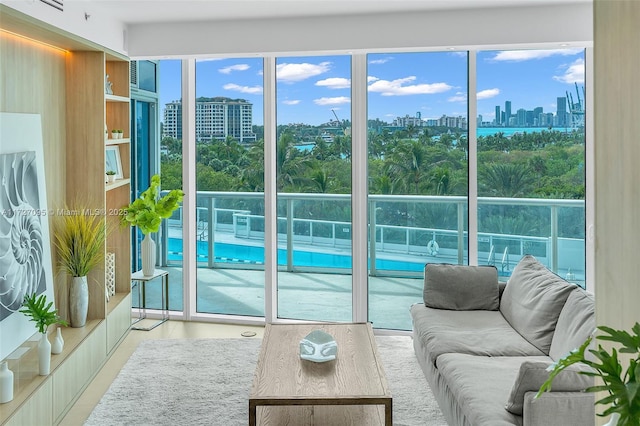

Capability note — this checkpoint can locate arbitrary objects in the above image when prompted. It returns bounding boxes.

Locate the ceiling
[93,0,588,25]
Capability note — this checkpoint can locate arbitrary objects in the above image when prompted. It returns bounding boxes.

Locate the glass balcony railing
[158,191,586,287]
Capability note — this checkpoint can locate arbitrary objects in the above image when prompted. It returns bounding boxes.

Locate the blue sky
[158,48,585,126]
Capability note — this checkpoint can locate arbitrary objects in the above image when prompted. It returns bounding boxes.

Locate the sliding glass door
[275,55,353,322]
[366,52,469,330]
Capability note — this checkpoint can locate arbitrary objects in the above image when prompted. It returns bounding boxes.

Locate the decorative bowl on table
[299,330,338,363]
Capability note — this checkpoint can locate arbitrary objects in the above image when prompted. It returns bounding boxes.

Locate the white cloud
[477,88,500,99]
[368,76,452,96]
[223,83,263,94]
[491,49,583,62]
[282,99,301,105]
[314,96,351,106]
[553,58,585,84]
[448,93,467,102]
[277,61,331,82]
[219,64,250,74]
[368,76,379,83]
[369,57,392,65]
[316,77,351,89]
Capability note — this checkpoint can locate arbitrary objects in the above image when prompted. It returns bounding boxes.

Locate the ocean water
[476,127,547,137]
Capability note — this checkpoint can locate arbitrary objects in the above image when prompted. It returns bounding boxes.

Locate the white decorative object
[51,327,64,354]
[299,330,338,363]
[106,252,116,300]
[0,361,14,403]
[141,234,156,276]
[38,332,51,375]
[0,113,56,362]
[69,276,88,328]
[604,413,620,426]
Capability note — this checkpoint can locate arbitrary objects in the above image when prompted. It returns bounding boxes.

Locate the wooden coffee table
[249,322,392,425]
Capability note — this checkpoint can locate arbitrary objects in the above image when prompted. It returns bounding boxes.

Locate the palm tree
[389,140,428,194]
[478,163,535,197]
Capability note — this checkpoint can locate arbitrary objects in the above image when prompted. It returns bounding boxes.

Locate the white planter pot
[51,328,64,354]
[38,332,51,375]
[604,413,620,426]
[141,233,156,276]
[69,276,89,328]
[0,361,14,403]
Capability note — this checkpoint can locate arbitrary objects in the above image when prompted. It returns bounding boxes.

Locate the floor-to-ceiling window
[194,57,265,317]
[366,52,469,329]
[275,55,353,322]
[156,59,184,311]
[476,49,586,286]
[142,46,588,329]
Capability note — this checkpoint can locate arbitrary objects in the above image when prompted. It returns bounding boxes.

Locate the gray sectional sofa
[410,255,596,426]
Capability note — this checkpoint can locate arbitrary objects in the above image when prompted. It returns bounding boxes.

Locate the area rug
[85,336,447,426]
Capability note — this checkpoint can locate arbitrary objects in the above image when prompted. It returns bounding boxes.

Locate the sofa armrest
[523,391,595,426]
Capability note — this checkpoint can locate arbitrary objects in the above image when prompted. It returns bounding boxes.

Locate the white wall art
[0,113,55,361]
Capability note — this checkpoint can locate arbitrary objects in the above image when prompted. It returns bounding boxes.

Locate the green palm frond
[19,293,67,333]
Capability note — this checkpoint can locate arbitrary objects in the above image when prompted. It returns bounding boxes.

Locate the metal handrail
[161,191,585,281]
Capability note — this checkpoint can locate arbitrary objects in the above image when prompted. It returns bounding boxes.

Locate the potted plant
[106,170,117,183]
[121,174,184,276]
[53,204,108,327]
[19,293,67,375]
[111,129,118,139]
[537,322,640,425]
[116,129,123,139]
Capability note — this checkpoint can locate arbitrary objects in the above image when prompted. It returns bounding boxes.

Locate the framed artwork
[105,145,123,179]
[0,113,55,361]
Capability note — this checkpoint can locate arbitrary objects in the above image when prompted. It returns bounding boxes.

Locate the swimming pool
[167,238,426,272]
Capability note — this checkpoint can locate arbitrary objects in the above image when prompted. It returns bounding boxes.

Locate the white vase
[51,327,64,354]
[69,276,89,328]
[0,361,14,403]
[604,413,620,426]
[38,332,51,375]
[141,233,156,276]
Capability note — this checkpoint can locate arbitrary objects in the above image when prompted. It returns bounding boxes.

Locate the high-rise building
[495,105,501,125]
[163,97,256,143]
[163,101,183,139]
[516,108,527,126]
[504,101,512,127]
[556,97,567,127]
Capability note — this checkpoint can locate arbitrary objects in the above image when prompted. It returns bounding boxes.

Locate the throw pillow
[499,255,576,354]
[505,360,593,415]
[423,263,499,310]
[548,289,595,362]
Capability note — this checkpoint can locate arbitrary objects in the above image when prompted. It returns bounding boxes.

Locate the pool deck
[132,267,423,331]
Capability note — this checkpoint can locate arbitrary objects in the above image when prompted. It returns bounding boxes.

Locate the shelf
[106,178,130,191]
[107,292,130,315]
[105,138,130,145]
[105,94,129,103]
[0,320,102,424]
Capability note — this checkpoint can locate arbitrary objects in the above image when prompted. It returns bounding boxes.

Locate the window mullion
[352,54,368,323]
[468,51,479,266]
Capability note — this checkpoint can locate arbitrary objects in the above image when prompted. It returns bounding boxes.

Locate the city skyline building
[163,97,257,143]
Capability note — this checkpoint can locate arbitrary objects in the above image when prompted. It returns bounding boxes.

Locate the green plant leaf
[121,174,184,235]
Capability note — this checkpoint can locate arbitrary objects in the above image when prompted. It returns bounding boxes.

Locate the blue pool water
[167,238,425,272]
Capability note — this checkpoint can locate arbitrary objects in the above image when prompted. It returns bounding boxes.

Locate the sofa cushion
[437,353,550,425]
[549,289,596,362]
[423,263,499,310]
[500,255,576,355]
[411,304,545,366]
[505,360,594,415]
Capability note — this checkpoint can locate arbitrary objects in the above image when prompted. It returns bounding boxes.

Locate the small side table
[131,269,169,331]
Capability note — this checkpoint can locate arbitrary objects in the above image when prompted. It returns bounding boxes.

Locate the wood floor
[60,321,265,425]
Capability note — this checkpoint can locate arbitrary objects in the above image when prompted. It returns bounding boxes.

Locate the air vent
[130,60,138,86]
[40,0,63,11]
